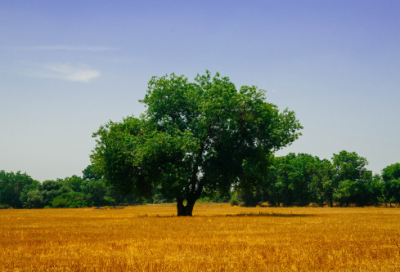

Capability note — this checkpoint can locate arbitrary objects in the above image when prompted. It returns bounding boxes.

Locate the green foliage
[26,190,43,208]
[0,170,39,208]
[82,179,115,206]
[267,153,329,207]
[333,175,381,207]
[51,192,88,208]
[82,164,103,181]
[198,191,231,203]
[331,151,376,207]
[309,159,335,206]
[236,185,268,207]
[332,151,368,182]
[2,157,400,208]
[382,163,400,182]
[60,175,85,192]
[38,180,71,207]
[91,71,302,215]
[333,179,357,206]
[19,181,40,207]
[380,176,400,207]
[150,184,175,204]
[229,192,240,206]
[235,151,389,208]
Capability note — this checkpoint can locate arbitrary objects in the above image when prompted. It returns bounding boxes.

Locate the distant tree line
[0,164,172,209]
[232,150,400,207]
[1,150,399,209]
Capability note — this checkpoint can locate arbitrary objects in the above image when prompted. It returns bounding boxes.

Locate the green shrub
[230,193,240,206]
[51,192,88,208]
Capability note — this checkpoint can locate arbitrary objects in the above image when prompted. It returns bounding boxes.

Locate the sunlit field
[1,204,400,271]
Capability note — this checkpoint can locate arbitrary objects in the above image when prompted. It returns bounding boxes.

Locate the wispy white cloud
[31,63,101,82]
[12,45,118,51]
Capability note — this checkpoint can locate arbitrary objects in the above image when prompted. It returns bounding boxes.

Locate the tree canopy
[382,163,400,182]
[0,170,39,208]
[91,71,303,215]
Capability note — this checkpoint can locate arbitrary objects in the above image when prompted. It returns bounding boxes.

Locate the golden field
[1,204,400,271]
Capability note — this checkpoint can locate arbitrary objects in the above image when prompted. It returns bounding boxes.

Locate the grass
[1,203,400,271]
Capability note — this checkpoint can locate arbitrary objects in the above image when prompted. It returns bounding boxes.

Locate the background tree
[384,179,400,207]
[331,151,368,206]
[268,153,323,207]
[381,163,400,206]
[26,190,43,208]
[382,163,400,182]
[0,171,38,208]
[91,71,302,216]
[354,171,382,206]
[19,179,40,208]
[333,179,356,206]
[82,179,115,206]
[282,153,316,206]
[309,158,335,206]
[234,154,273,207]
[51,191,87,208]
[84,163,145,205]
[367,173,385,206]
[333,172,379,207]
[37,180,71,208]
[332,151,368,182]
[82,164,103,181]
[61,175,85,192]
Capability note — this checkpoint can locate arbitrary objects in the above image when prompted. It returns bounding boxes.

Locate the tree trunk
[177,198,196,216]
[329,197,333,207]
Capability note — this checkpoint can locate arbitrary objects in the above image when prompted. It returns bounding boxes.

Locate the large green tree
[91,71,302,216]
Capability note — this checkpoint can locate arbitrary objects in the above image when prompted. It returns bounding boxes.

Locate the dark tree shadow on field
[141,212,315,218]
[219,212,315,217]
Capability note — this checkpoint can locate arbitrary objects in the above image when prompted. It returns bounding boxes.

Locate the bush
[51,192,88,208]
[102,196,115,206]
[26,190,43,208]
[230,193,240,206]
[236,188,263,207]
[230,198,240,206]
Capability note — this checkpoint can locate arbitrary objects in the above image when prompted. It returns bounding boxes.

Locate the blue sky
[1,0,399,181]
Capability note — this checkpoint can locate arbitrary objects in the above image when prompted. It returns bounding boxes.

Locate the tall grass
[1,203,400,271]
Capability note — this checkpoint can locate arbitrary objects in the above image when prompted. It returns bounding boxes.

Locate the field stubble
[1,203,400,271]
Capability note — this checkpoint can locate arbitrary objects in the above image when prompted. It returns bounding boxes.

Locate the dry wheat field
[1,204,400,271]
